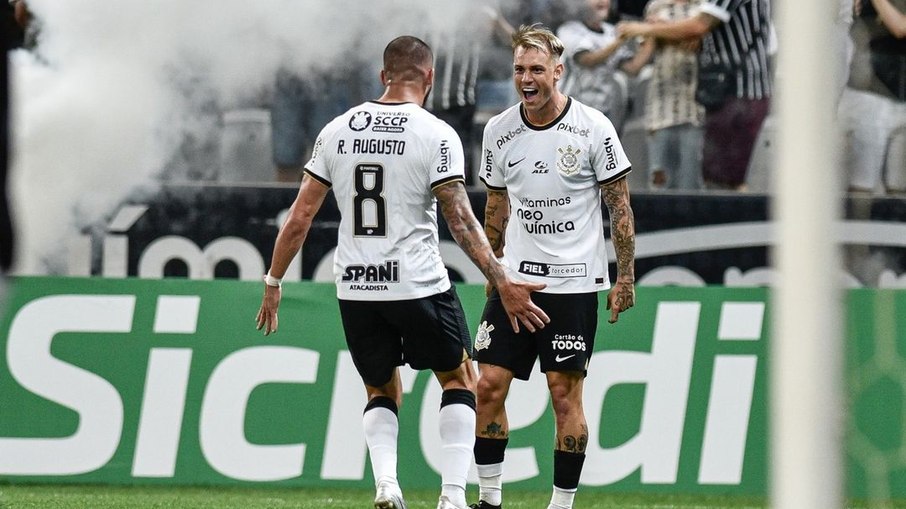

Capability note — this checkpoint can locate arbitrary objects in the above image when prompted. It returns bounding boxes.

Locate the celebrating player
[256,35,548,509]
[470,24,636,509]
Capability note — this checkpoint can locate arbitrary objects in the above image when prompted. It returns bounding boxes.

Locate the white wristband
[263,273,282,288]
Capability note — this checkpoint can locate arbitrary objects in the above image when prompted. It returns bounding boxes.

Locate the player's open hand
[255,285,282,335]
[497,279,550,333]
[606,279,635,324]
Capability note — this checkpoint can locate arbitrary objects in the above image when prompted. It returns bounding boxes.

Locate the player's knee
[458,358,478,390]
[437,358,477,392]
[548,379,583,416]
[550,396,581,425]
[476,375,508,406]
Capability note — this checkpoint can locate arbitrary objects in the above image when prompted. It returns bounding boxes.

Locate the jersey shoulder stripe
[303,169,331,188]
[480,176,507,191]
[598,166,632,185]
[432,175,465,190]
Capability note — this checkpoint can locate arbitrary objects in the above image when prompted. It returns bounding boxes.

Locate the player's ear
[380,69,390,86]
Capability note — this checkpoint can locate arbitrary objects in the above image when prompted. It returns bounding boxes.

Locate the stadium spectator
[619,0,653,17]
[640,0,705,190]
[557,0,650,134]
[618,0,774,191]
[7,0,37,51]
[838,0,906,193]
[422,3,516,185]
[471,25,635,509]
[423,31,481,184]
[502,0,573,35]
[255,35,548,509]
[270,45,377,182]
[4,1,24,50]
[269,70,310,183]
[871,0,906,36]
[837,0,857,102]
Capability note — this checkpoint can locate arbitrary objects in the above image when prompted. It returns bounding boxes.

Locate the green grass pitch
[1,485,904,509]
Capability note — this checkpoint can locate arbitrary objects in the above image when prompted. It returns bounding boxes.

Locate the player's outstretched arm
[434,181,549,332]
[601,177,636,324]
[257,175,330,335]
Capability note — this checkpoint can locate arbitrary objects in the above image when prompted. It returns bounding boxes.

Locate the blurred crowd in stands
[5,0,906,195]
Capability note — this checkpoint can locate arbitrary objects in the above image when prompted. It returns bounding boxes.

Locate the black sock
[553,450,586,490]
[441,388,476,410]
[474,436,508,465]
[364,396,398,415]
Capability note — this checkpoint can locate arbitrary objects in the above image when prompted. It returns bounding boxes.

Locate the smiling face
[513,45,564,125]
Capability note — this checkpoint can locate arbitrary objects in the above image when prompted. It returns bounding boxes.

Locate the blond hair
[511,23,565,60]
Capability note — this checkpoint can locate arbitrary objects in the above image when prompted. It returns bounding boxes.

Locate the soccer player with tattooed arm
[470,24,636,509]
[255,35,548,509]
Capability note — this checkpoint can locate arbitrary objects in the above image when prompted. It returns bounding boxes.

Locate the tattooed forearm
[436,182,481,252]
[601,178,635,281]
[484,189,510,257]
[486,224,505,256]
[435,182,506,284]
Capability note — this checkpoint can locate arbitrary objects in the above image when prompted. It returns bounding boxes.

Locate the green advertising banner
[0,278,901,499]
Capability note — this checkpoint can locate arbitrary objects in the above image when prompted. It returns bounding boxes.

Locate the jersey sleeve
[591,115,632,184]
[478,117,506,190]
[303,122,335,187]
[428,122,466,189]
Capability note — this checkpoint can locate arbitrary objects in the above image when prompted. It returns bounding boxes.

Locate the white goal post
[772,1,844,508]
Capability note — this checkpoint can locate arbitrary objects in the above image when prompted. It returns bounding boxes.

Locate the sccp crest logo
[557,145,581,176]
[349,111,372,131]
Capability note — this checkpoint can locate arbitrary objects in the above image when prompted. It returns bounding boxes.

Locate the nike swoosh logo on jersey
[507,157,526,168]
[555,354,576,362]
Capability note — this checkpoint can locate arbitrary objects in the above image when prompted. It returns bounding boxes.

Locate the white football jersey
[305,101,465,301]
[480,97,631,293]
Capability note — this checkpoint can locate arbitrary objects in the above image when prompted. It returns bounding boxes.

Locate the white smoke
[8,0,512,274]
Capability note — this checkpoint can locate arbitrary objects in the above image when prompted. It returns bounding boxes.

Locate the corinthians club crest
[557,145,581,176]
[474,321,495,351]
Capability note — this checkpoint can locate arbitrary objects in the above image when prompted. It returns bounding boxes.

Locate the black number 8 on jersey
[353,164,387,237]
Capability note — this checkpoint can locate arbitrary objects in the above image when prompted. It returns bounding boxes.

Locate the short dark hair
[383,35,433,82]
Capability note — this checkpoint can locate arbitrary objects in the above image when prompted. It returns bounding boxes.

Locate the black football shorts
[338,286,472,387]
[474,290,598,380]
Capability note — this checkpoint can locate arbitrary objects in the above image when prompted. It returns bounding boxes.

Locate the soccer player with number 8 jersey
[256,35,550,509]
